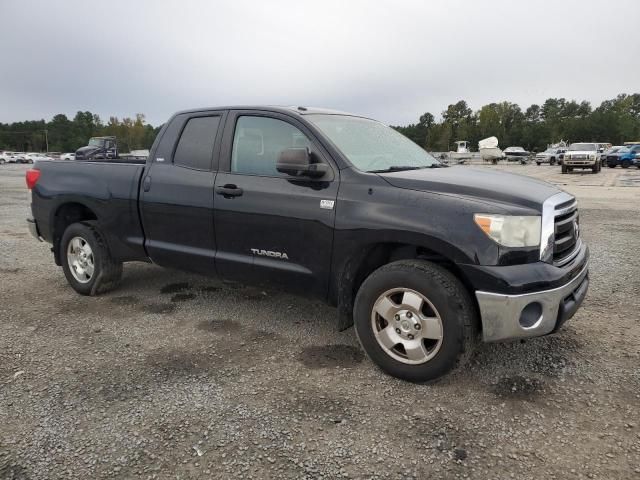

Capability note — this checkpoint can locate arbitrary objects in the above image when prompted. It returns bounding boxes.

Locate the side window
[173,116,221,170]
[231,116,312,176]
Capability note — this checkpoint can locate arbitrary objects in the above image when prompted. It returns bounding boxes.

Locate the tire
[60,221,123,295]
[354,259,478,383]
[561,165,567,174]
[622,160,630,169]
[568,167,573,172]
[550,158,556,166]
[592,164,598,173]
[608,163,616,168]
[536,162,541,166]
[0,159,4,165]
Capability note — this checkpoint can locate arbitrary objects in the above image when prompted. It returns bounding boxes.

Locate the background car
[25,153,53,163]
[606,144,640,168]
[60,153,76,161]
[602,146,624,167]
[503,146,531,164]
[535,147,566,165]
[0,151,21,164]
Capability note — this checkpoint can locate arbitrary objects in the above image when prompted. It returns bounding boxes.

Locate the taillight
[26,168,40,189]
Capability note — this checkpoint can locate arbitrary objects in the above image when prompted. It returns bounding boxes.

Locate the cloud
[1,0,638,126]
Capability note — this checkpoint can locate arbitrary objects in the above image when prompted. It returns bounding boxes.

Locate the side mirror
[276,147,328,178]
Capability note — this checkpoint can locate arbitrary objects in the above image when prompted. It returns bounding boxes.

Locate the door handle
[143,176,152,192]
[215,184,243,197]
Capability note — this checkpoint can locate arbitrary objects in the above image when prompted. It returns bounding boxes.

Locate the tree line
[392,93,640,152]
[0,112,160,153]
[2,94,639,154]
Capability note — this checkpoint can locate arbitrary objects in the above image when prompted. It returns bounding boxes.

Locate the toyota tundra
[26,106,589,382]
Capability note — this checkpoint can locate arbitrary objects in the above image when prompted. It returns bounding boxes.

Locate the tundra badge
[251,249,289,260]
[320,199,335,210]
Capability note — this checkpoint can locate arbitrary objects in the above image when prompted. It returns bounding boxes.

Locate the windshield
[569,143,597,151]
[307,114,440,172]
[618,147,631,153]
[88,138,104,147]
[544,148,556,153]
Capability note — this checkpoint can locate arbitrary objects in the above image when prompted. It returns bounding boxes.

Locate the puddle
[160,282,191,294]
[171,293,196,302]
[109,295,139,306]
[298,345,364,369]
[492,375,543,398]
[197,318,241,333]
[141,303,177,314]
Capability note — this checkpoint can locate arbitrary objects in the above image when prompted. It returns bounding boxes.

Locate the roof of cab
[172,105,367,118]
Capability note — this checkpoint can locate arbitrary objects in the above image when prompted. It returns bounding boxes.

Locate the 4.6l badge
[320,199,335,210]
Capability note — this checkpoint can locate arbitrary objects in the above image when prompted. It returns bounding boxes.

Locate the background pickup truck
[26,106,589,382]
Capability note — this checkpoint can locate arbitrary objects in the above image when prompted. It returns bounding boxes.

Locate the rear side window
[231,116,312,176]
[173,116,221,170]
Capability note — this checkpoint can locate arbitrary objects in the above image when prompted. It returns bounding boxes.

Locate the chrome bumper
[27,218,42,241]
[476,262,589,342]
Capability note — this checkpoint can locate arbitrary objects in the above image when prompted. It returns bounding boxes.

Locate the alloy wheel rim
[67,236,94,283]
[370,287,444,365]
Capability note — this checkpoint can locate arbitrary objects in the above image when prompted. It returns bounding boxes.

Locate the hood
[75,146,100,158]
[565,150,596,155]
[379,166,561,211]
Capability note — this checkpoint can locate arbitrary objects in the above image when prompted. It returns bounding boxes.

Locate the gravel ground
[1,163,639,479]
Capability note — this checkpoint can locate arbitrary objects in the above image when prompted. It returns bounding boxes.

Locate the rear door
[213,110,339,298]
[140,111,226,275]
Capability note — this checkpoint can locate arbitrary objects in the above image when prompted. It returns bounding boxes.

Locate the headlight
[589,154,596,160]
[474,214,541,247]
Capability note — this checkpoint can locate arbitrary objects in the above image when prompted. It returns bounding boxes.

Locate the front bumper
[475,260,589,342]
[565,161,594,166]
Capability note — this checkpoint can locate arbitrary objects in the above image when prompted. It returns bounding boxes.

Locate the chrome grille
[540,192,581,265]
[552,199,580,265]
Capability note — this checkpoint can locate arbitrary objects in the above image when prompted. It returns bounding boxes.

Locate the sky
[1,0,639,127]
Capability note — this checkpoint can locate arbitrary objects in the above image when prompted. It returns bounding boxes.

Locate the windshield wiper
[368,165,428,173]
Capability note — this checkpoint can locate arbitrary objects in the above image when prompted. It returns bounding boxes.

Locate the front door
[140,112,225,275]
[213,111,339,298]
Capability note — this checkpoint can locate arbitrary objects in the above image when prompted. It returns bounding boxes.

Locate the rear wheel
[60,222,122,295]
[354,260,478,382]
[622,160,631,169]
[608,163,616,168]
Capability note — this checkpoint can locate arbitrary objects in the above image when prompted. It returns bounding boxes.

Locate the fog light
[519,302,543,328]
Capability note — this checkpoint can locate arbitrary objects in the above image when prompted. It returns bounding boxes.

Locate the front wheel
[562,165,567,174]
[60,222,123,295]
[622,160,631,169]
[354,260,478,382]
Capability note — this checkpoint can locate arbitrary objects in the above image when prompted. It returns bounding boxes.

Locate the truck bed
[30,159,148,262]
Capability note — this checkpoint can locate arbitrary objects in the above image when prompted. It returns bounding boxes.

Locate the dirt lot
[1,163,639,479]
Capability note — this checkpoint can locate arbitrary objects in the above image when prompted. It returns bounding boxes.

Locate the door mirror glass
[276,147,327,178]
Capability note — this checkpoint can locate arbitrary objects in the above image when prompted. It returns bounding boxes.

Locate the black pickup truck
[26,106,589,382]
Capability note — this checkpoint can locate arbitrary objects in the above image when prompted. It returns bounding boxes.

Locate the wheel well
[52,203,97,265]
[336,242,478,330]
